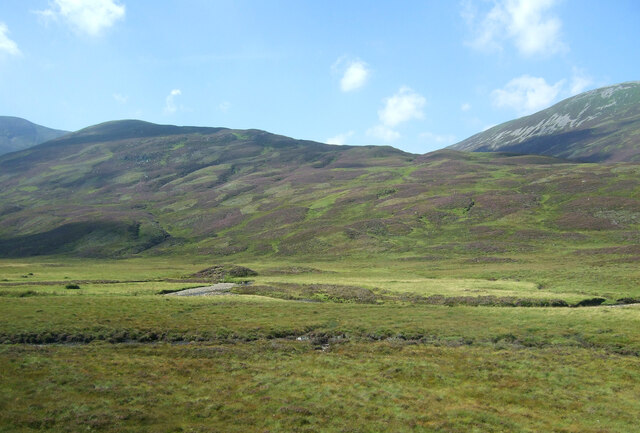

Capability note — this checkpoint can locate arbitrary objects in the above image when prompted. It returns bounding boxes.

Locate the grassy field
[1,256,640,432]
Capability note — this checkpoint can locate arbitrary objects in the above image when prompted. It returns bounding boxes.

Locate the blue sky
[0,0,638,154]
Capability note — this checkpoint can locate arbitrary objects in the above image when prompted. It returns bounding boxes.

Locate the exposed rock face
[450,81,640,162]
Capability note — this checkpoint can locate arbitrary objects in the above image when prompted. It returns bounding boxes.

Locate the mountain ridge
[1,81,640,259]
[0,116,69,156]
[1,117,639,260]
[449,81,640,162]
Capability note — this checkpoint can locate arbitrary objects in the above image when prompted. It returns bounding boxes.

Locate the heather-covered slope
[0,116,68,155]
[1,119,639,259]
[0,120,412,256]
[450,81,640,162]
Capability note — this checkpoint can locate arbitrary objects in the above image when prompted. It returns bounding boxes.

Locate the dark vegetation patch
[469,226,508,238]
[277,237,332,255]
[190,265,258,281]
[0,204,23,217]
[0,220,168,258]
[378,293,570,307]
[469,192,539,220]
[263,266,328,275]
[604,255,640,264]
[463,256,517,264]
[419,210,460,227]
[227,284,599,309]
[616,298,640,305]
[464,242,510,254]
[156,286,201,295]
[573,297,606,307]
[0,290,44,297]
[574,245,640,255]
[244,207,308,232]
[193,209,244,234]
[510,229,555,241]
[376,188,397,199]
[555,212,620,231]
[559,197,640,228]
[603,179,640,194]
[64,284,81,290]
[231,283,377,304]
[344,219,389,238]
[208,243,249,256]
[429,193,475,210]
[391,183,428,199]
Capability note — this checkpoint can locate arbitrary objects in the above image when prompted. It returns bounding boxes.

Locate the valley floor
[1,257,639,432]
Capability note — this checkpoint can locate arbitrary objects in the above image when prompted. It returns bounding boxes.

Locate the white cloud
[419,132,457,146]
[0,22,20,56]
[340,61,369,92]
[492,75,564,115]
[461,102,471,112]
[366,87,426,142]
[464,0,566,57]
[332,57,370,92]
[366,125,400,142]
[378,86,426,127]
[218,101,231,112]
[113,93,128,104]
[37,0,125,36]
[569,68,593,95]
[327,131,354,145]
[164,89,182,114]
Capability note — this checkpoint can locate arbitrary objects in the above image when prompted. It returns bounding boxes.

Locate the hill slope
[1,119,639,260]
[450,81,640,162]
[0,116,68,155]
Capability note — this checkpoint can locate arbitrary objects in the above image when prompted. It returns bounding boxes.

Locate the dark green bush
[573,297,606,307]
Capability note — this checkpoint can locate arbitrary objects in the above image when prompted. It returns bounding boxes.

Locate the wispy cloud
[492,75,564,115]
[366,125,401,142]
[461,102,471,112]
[569,67,593,96]
[113,93,128,104]
[463,0,566,57]
[164,89,182,114]
[326,131,354,145]
[36,0,125,37]
[333,57,370,92]
[367,87,426,142]
[378,87,426,127]
[0,22,21,56]
[420,132,457,146]
[218,101,231,112]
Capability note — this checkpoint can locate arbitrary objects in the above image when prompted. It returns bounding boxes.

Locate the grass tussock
[1,342,640,432]
[1,257,640,432]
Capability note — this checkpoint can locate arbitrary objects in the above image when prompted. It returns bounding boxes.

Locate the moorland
[1,82,639,432]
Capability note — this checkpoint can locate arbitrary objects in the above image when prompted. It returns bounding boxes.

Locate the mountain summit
[449,81,640,162]
[0,116,69,155]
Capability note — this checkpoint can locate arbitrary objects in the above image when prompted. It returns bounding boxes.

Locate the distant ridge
[0,116,69,155]
[450,81,640,162]
[1,118,639,259]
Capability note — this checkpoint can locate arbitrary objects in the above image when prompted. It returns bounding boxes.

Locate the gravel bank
[165,283,236,297]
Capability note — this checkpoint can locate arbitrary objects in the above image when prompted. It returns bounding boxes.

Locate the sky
[0,0,638,154]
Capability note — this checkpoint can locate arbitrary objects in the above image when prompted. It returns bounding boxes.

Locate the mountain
[450,81,640,162]
[0,116,69,155]
[1,119,639,259]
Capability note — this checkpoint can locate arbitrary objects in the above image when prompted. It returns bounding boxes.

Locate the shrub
[573,297,606,307]
[616,297,640,305]
[65,283,81,290]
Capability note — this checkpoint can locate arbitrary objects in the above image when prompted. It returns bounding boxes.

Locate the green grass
[2,342,639,433]
[1,256,640,432]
